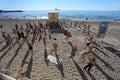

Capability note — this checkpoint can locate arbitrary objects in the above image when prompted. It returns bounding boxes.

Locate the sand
[0,18,120,80]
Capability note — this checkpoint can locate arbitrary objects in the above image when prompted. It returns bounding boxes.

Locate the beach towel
[47,55,62,65]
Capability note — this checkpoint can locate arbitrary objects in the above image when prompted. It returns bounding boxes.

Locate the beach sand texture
[0,19,120,80]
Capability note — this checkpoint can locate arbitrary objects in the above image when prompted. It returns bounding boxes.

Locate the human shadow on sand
[102,41,114,47]
[55,53,64,77]
[0,43,9,52]
[92,52,114,71]
[0,46,11,60]
[72,58,88,80]
[25,55,33,79]
[93,41,104,50]
[12,40,18,47]
[93,45,109,57]
[95,64,113,80]
[44,49,49,66]
[0,37,16,52]
[67,41,73,47]
[104,47,120,57]
[0,40,4,45]
[87,71,96,80]
[21,50,30,67]
[6,42,24,69]
[38,35,42,41]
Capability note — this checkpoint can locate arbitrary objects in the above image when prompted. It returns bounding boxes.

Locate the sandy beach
[0,18,120,80]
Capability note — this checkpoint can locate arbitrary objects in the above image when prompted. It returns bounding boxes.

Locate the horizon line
[1,9,120,11]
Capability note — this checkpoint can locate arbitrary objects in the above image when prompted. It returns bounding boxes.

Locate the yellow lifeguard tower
[48,11,59,22]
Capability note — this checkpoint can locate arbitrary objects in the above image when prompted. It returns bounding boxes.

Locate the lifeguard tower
[48,11,59,22]
[48,11,65,33]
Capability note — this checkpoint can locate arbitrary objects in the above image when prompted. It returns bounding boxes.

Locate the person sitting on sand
[84,55,96,73]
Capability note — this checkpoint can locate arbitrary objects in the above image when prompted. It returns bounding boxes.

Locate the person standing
[15,37,21,45]
[6,33,13,47]
[2,31,8,45]
[43,37,47,48]
[19,25,25,39]
[70,45,77,58]
[84,55,96,72]
[27,39,34,56]
[0,25,3,28]
[87,24,90,34]
[53,38,58,53]
[2,31,6,40]
[87,44,93,54]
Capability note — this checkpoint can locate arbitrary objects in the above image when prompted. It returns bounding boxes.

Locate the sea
[0,10,120,21]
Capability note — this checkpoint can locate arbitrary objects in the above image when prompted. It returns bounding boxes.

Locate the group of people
[1,20,97,78]
[2,31,14,48]
[84,34,96,73]
[62,20,96,73]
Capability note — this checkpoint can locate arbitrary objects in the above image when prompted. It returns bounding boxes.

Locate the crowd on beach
[0,20,98,79]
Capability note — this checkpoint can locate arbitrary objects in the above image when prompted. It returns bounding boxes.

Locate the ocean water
[0,10,120,20]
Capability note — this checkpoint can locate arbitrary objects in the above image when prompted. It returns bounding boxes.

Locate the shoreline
[0,17,120,21]
[0,17,120,26]
[0,15,120,22]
